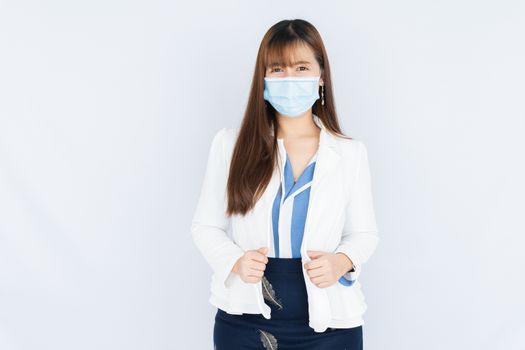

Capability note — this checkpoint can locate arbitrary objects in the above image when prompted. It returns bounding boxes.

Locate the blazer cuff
[221,250,245,289]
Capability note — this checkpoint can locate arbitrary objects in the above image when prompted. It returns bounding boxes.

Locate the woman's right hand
[232,247,269,283]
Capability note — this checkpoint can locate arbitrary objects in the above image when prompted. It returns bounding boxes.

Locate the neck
[275,110,320,139]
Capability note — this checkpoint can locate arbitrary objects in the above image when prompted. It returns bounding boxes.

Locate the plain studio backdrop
[1,1,524,349]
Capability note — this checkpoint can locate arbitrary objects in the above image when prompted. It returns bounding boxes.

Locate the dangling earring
[321,85,325,106]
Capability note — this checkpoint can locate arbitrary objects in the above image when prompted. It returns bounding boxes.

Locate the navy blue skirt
[214,257,363,350]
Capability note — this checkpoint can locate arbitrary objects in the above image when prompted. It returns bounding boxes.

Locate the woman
[191,18,379,349]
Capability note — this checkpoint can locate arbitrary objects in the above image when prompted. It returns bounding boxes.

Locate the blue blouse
[268,138,355,287]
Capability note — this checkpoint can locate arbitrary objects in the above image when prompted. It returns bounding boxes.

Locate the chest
[278,138,319,182]
[230,145,349,255]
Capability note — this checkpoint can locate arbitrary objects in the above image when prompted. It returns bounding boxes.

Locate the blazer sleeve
[191,127,246,289]
[334,140,380,284]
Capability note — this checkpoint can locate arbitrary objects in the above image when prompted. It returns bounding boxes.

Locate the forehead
[265,41,317,68]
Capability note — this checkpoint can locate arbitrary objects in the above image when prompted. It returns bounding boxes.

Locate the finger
[247,269,264,278]
[310,275,328,285]
[306,268,325,279]
[250,261,267,272]
[317,281,330,289]
[304,259,324,270]
[249,251,269,264]
[244,276,261,284]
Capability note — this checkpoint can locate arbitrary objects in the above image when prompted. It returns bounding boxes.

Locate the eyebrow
[269,60,312,67]
[291,60,311,65]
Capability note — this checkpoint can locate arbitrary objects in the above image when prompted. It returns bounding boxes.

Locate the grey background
[1,1,524,349]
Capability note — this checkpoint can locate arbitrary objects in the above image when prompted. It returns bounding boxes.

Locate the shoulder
[333,135,372,181]
[219,127,239,157]
[208,127,239,166]
[334,135,367,161]
[209,127,239,148]
[222,127,240,146]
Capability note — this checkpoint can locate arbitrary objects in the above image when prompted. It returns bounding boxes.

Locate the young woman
[191,19,379,349]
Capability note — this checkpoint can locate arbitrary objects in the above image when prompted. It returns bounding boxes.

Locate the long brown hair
[226,19,350,217]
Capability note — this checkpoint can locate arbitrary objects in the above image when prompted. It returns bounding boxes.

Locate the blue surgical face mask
[263,75,321,117]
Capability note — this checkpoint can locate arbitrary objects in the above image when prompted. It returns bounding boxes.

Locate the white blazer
[191,114,380,333]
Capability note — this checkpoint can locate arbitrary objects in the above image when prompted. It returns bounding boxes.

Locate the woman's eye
[269,66,308,73]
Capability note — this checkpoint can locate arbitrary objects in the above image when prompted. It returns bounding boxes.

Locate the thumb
[307,250,325,259]
[257,247,268,254]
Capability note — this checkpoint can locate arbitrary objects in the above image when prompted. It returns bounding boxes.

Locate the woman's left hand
[304,250,354,288]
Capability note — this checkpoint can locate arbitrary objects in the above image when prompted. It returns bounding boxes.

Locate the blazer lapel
[310,115,341,191]
[301,115,342,257]
[261,114,342,255]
